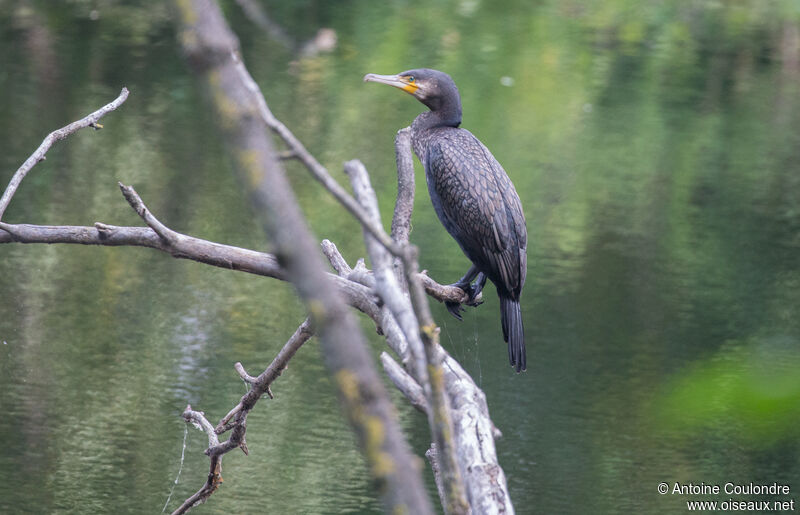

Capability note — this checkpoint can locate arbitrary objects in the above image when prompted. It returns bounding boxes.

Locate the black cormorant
[364,68,528,372]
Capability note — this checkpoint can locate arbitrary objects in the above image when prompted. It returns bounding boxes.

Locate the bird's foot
[445,300,466,320]
[465,274,486,306]
[445,279,484,321]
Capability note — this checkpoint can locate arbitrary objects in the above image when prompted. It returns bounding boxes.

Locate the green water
[2,1,799,513]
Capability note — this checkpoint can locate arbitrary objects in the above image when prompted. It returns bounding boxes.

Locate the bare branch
[0,218,287,275]
[348,258,375,289]
[217,318,313,430]
[345,158,469,514]
[173,406,223,515]
[1,183,387,344]
[380,352,427,414]
[0,220,466,317]
[175,2,433,513]
[426,444,447,511]
[173,318,314,513]
[421,271,479,305]
[0,87,129,221]
[391,127,415,245]
[229,51,404,257]
[234,0,336,58]
[118,182,178,245]
[320,239,352,276]
[390,127,416,286]
[234,0,295,50]
[182,406,220,447]
[234,362,257,385]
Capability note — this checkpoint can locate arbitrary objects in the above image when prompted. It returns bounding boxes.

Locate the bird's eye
[407,76,415,83]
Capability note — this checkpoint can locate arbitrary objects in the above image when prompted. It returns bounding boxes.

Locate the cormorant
[364,69,528,372]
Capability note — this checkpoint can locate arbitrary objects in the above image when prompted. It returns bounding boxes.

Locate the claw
[445,301,465,321]
[445,269,486,320]
[466,297,483,308]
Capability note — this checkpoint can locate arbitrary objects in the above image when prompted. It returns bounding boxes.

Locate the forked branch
[2,6,512,512]
[0,87,129,221]
[172,319,315,515]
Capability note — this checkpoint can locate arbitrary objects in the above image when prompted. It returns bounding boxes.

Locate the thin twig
[182,406,220,447]
[217,318,313,431]
[234,362,257,385]
[119,182,178,245]
[320,239,352,276]
[172,406,223,515]
[348,258,375,289]
[380,352,428,414]
[230,50,404,257]
[0,87,129,221]
[234,0,295,50]
[174,318,314,513]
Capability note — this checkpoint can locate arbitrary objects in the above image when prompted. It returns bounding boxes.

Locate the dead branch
[381,352,428,413]
[1,5,510,514]
[346,158,470,513]
[0,87,128,221]
[391,128,415,245]
[234,0,336,58]
[348,148,513,511]
[172,319,315,515]
[390,127,415,285]
[119,182,177,244]
[173,406,223,515]
[320,239,352,276]
[230,49,404,257]
[216,319,313,431]
[0,217,466,322]
[174,1,433,513]
[385,133,514,511]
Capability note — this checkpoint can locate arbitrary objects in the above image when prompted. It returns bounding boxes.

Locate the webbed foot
[445,273,486,320]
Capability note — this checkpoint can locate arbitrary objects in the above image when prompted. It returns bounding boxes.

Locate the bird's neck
[413,102,462,132]
[410,98,462,160]
[411,107,462,157]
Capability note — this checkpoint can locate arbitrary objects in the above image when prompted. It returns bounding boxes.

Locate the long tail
[500,295,526,372]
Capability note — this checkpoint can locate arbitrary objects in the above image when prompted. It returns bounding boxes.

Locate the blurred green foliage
[656,339,800,446]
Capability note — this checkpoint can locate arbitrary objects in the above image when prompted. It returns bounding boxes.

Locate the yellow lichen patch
[334,369,360,402]
[420,323,439,340]
[235,149,263,189]
[334,371,395,480]
[364,415,394,477]
[307,299,328,324]
[427,363,444,386]
[174,0,198,26]
[364,415,385,449]
[208,71,242,129]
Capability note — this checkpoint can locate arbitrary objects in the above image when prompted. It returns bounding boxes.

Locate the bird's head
[364,68,461,124]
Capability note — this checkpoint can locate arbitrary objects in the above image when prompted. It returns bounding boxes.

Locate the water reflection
[1,2,799,513]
